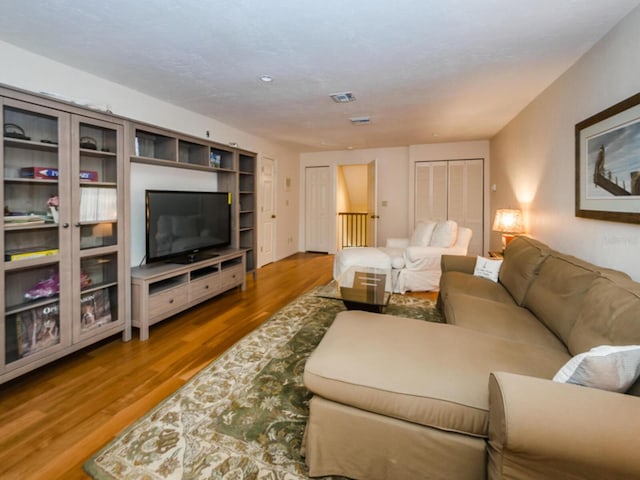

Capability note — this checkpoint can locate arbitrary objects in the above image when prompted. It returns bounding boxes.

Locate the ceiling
[0,0,638,152]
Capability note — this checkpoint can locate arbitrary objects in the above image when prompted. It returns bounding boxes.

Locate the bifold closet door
[415,159,484,256]
[447,160,483,256]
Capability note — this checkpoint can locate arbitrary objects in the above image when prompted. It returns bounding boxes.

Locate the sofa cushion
[568,276,640,356]
[499,236,550,305]
[444,294,567,353]
[430,220,457,248]
[410,221,436,246]
[440,271,516,305]
[553,345,640,393]
[523,254,598,345]
[304,311,570,439]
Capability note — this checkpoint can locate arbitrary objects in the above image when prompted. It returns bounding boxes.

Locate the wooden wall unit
[1,87,130,384]
[0,84,259,380]
[129,122,258,274]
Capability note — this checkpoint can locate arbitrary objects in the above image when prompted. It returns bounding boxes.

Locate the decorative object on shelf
[47,195,59,224]
[575,91,640,224]
[24,272,60,300]
[492,208,524,251]
[3,122,30,140]
[80,136,98,150]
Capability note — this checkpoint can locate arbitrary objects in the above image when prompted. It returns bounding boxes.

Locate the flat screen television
[145,190,232,264]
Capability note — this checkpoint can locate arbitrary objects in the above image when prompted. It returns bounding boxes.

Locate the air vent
[329,92,356,103]
[350,116,371,125]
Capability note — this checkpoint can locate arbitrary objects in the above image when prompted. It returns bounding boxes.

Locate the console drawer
[191,274,221,302]
[221,265,244,291]
[149,285,189,321]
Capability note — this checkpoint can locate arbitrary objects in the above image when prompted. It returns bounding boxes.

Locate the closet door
[415,161,447,222]
[415,159,484,256]
[305,166,331,253]
[448,160,483,256]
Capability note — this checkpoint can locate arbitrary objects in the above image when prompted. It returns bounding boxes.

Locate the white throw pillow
[553,345,640,392]
[429,221,458,248]
[473,257,503,282]
[409,221,436,246]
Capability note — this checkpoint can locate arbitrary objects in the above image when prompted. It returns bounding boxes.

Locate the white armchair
[381,220,472,293]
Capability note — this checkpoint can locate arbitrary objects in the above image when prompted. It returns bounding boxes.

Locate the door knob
[271,214,276,219]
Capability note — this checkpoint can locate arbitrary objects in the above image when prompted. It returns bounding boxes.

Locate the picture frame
[575,92,640,224]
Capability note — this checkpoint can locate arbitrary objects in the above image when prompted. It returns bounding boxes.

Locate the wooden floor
[0,253,437,479]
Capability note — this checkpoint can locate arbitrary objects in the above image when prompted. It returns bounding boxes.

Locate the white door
[366,159,378,247]
[260,157,276,265]
[305,166,331,252]
[415,159,484,255]
[415,161,448,223]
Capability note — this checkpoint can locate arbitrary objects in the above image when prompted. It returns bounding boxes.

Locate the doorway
[336,160,377,249]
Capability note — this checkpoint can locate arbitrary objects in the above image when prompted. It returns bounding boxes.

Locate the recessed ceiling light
[259,75,274,83]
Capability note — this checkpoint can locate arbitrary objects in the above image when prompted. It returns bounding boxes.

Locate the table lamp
[493,208,524,251]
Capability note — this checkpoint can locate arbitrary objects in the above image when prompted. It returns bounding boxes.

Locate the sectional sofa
[302,236,640,479]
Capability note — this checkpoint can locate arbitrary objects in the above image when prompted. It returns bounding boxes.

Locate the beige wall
[0,40,302,267]
[491,6,640,280]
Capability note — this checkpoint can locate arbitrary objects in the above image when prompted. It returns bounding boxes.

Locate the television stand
[131,248,246,340]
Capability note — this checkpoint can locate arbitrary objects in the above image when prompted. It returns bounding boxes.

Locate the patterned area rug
[85,287,442,479]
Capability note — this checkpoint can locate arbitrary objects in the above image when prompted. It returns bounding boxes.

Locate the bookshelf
[1,90,130,384]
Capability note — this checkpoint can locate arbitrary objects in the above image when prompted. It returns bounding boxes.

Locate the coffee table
[316,266,394,313]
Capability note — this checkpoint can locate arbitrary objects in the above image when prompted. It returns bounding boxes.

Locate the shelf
[3,138,59,152]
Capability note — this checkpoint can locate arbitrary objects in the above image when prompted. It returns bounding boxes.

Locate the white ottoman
[333,248,392,288]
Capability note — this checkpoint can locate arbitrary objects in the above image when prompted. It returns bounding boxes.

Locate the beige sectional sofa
[303,236,640,479]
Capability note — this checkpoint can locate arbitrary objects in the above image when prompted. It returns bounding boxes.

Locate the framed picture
[575,93,640,223]
[575,92,640,224]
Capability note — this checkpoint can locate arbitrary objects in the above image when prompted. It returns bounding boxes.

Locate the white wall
[300,142,489,252]
[0,40,302,267]
[491,6,640,280]
[300,147,409,252]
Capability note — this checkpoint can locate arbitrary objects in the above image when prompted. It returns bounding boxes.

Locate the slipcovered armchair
[381,220,472,292]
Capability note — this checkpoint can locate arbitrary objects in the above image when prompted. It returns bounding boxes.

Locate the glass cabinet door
[71,116,123,342]
[2,100,71,369]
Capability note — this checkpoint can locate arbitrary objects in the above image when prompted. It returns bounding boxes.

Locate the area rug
[85,287,442,479]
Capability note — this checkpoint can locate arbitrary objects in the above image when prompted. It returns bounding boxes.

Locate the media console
[131,248,246,340]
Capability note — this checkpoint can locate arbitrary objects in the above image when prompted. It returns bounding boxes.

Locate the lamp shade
[492,209,524,234]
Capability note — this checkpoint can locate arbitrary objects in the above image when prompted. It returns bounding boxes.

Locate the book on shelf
[80,288,112,332]
[19,167,98,181]
[5,247,59,261]
[4,215,46,228]
[16,303,60,358]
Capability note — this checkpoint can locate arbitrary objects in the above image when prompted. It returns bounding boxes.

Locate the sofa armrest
[488,372,640,480]
[440,254,477,274]
[386,237,409,248]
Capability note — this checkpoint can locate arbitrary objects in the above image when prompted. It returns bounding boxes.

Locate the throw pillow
[409,221,436,246]
[473,256,503,282]
[429,220,458,248]
[553,345,640,393]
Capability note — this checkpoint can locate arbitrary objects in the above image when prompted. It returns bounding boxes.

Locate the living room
[1,1,640,479]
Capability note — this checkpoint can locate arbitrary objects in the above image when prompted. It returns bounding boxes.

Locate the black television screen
[145,190,231,264]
